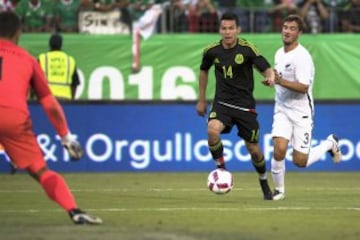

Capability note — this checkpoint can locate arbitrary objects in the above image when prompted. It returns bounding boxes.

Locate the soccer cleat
[259,179,273,200]
[272,190,285,201]
[68,209,103,225]
[327,134,342,163]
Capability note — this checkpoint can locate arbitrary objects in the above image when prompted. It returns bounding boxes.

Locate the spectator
[38,34,80,100]
[53,0,81,32]
[186,0,196,32]
[92,0,129,11]
[196,0,218,32]
[269,0,298,32]
[246,0,273,32]
[188,0,218,32]
[166,0,188,32]
[0,0,16,12]
[213,0,235,15]
[298,0,329,33]
[78,0,132,33]
[340,0,360,32]
[15,0,53,32]
[214,0,250,32]
[215,0,234,6]
[78,0,95,10]
[321,0,349,32]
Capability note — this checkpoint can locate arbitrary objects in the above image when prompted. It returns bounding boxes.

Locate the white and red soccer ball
[207,169,234,194]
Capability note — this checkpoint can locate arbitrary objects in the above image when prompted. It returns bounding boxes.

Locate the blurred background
[2,0,359,34]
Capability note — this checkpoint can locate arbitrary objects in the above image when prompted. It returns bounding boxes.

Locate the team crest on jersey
[285,63,293,71]
[234,54,244,64]
[209,111,217,118]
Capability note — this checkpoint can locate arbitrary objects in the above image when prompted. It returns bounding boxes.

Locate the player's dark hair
[284,14,306,32]
[49,34,63,50]
[0,11,21,38]
[220,12,239,26]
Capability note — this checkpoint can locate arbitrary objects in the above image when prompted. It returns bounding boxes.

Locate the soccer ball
[207,169,234,194]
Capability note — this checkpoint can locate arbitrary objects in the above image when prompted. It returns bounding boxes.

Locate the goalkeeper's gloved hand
[61,133,84,161]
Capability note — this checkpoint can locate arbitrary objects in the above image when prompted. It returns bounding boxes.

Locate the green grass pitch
[0,172,359,240]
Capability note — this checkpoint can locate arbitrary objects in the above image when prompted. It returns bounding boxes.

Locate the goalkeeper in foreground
[0,11,102,225]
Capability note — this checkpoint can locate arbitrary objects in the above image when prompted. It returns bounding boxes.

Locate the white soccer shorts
[271,109,313,154]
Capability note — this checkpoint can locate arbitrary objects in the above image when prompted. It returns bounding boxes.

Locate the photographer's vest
[38,51,76,99]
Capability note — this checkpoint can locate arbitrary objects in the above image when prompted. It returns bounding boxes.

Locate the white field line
[0,188,238,193]
[1,207,360,214]
[1,187,360,193]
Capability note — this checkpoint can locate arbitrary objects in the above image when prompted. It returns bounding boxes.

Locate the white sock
[306,140,332,167]
[271,158,285,193]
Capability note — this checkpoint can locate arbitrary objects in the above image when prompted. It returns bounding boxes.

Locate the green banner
[20,33,360,100]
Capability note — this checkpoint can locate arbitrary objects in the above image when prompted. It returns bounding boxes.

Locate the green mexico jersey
[15,0,51,28]
[54,0,80,27]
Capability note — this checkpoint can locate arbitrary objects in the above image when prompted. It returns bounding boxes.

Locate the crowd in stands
[0,0,359,33]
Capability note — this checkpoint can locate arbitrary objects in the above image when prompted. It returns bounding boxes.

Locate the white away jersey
[274,44,315,116]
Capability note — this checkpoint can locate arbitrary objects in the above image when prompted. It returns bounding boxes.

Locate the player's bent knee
[274,151,286,161]
[250,152,263,163]
[27,165,48,181]
[207,128,221,141]
[293,151,308,168]
[293,159,307,168]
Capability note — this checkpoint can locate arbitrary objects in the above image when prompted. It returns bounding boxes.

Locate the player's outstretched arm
[260,68,275,87]
[39,95,84,160]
